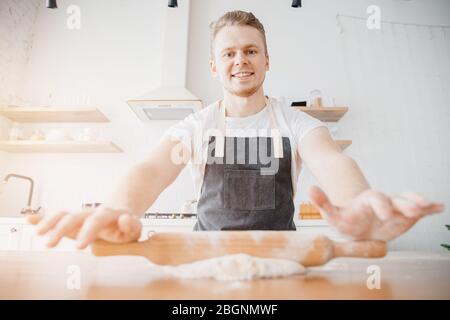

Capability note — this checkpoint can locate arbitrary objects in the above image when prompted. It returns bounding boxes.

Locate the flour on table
[163,254,306,281]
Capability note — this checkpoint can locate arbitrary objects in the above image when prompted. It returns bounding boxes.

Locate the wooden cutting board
[90,231,387,266]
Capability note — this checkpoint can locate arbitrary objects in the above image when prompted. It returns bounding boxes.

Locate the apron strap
[214,97,283,158]
[267,100,283,159]
[213,102,225,158]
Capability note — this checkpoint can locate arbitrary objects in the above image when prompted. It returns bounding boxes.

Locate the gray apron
[194,99,296,231]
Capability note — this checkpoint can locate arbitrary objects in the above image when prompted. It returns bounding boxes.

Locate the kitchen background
[0,0,449,251]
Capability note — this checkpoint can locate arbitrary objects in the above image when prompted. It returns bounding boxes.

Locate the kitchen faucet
[2,173,41,215]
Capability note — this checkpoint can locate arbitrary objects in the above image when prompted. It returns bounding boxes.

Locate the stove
[143,212,197,219]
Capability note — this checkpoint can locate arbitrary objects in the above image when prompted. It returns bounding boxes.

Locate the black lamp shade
[168,0,178,8]
[291,0,302,8]
[46,0,57,9]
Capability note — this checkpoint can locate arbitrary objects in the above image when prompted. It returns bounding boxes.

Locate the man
[29,11,443,249]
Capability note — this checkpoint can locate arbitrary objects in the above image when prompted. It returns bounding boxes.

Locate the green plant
[441,225,450,251]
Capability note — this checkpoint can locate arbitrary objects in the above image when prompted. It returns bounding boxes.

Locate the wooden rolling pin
[90,231,387,267]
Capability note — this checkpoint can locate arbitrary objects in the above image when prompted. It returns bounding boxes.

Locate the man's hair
[209,10,268,59]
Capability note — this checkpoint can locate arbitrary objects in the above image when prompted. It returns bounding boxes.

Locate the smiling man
[29,11,443,249]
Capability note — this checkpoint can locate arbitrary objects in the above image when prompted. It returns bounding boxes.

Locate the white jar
[77,128,96,141]
[9,123,24,140]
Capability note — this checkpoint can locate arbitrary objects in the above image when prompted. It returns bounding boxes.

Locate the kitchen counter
[0,216,329,227]
[1,250,449,299]
[0,218,340,252]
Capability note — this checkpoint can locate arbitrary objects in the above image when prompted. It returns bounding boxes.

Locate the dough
[163,253,306,281]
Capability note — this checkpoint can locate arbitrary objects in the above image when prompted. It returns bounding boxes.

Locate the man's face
[210,25,269,98]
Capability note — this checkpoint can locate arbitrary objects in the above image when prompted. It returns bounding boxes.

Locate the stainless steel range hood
[127,85,202,121]
[127,0,202,120]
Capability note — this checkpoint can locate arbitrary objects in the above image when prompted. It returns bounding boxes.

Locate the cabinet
[140,219,345,240]
[0,218,83,251]
[0,218,198,251]
[139,219,196,240]
[0,223,22,250]
[20,224,80,251]
[0,217,345,251]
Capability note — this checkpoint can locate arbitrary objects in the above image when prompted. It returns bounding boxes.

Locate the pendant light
[46,0,57,9]
[291,0,302,8]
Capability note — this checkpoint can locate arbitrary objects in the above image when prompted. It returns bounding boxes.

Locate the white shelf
[294,106,348,122]
[0,140,123,153]
[0,106,109,123]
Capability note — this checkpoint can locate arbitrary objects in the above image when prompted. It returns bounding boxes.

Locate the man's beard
[224,74,265,98]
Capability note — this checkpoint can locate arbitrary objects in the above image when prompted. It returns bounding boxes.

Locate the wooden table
[0,250,449,299]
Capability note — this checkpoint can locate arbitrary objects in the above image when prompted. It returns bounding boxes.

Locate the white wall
[0,0,449,251]
[0,0,41,205]
[0,0,40,103]
[0,0,196,216]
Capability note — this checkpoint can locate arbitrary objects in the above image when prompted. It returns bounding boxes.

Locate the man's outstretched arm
[105,136,189,216]
[28,136,189,248]
[299,127,370,206]
[298,127,444,241]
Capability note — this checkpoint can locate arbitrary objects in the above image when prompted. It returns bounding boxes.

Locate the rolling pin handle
[333,240,388,259]
[90,240,145,257]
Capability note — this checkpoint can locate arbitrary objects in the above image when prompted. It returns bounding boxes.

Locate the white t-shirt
[163,96,327,199]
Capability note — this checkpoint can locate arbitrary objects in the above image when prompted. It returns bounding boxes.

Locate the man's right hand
[26,206,142,249]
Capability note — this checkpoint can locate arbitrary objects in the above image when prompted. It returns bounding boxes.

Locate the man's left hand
[309,186,444,241]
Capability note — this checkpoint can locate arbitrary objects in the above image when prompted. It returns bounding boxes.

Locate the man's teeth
[233,72,253,77]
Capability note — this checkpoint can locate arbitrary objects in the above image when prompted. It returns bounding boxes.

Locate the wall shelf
[336,139,352,150]
[0,106,110,123]
[294,106,348,122]
[0,141,123,153]
[0,140,348,154]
